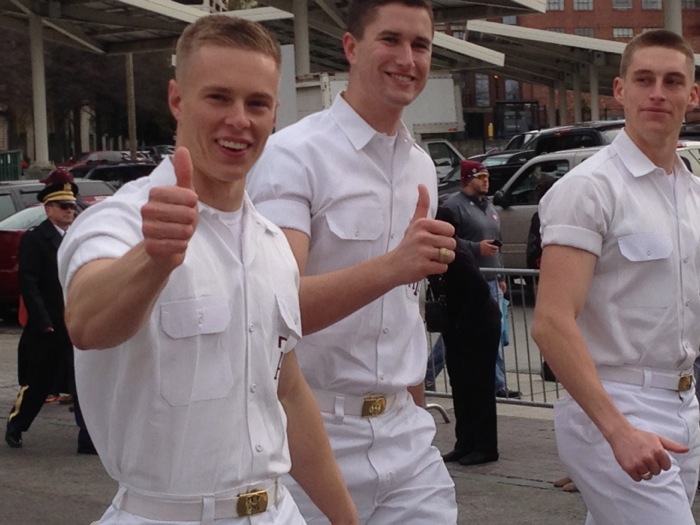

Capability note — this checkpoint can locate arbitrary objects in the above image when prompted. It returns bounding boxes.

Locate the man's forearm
[65,242,173,350]
[299,252,400,335]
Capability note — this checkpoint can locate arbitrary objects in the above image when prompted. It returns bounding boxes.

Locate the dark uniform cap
[460,160,488,184]
[37,182,78,204]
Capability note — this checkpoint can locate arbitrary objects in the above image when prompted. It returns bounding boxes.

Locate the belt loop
[642,369,652,390]
[201,495,215,525]
[334,395,345,423]
[112,485,127,510]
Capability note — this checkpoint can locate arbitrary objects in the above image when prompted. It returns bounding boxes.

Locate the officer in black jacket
[5,182,92,451]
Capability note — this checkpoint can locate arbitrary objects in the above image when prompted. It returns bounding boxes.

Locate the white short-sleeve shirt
[57,159,302,496]
[539,130,700,370]
[248,93,437,395]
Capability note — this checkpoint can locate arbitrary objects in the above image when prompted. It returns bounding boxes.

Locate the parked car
[0,180,115,319]
[472,121,626,193]
[0,179,115,222]
[491,147,604,269]
[491,140,700,270]
[82,162,156,189]
[677,141,700,176]
[58,150,125,169]
[469,129,541,163]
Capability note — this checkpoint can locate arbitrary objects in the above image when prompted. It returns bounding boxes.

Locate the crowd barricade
[424,267,565,409]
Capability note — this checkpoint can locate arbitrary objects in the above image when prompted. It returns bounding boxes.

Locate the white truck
[277,70,465,179]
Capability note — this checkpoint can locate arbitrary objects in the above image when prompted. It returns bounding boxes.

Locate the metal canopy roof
[465,20,700,97]
[1,0,544,69]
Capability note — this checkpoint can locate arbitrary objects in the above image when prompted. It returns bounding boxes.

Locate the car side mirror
[492,190,510,209]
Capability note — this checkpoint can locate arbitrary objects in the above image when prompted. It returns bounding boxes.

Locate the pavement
[1,320,699,524]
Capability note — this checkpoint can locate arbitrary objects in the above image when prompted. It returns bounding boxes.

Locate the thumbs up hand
[141,147,199,269]
[389,184,456,285]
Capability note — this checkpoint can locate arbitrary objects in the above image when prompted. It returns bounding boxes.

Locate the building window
[612,0,632,8]
[573,0,593,9]
[642,0,661,8]
[502,15,517,24]
[547,27,566,33]
[475,74,490,108]
[613,27,634,38]
[574,27,595,37]
[682,0,698,7]
[547,0,564,10]
[505,80,520,100]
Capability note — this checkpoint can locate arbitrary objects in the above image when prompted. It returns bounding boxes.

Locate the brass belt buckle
[237,488,268,516]
[362,395,387,417]
[678,375,693,392]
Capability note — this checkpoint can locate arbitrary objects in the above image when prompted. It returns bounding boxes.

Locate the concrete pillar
[573,73,582,123]
[126,53,138,160]
[29,13,51,168]
[80,105,92,154]
[547,86,556,128]
[664,1,682,35]
[293,0,310,75]
[589,65,600,121]
[557,81,567,126]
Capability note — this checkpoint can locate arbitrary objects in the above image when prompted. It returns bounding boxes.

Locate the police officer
[6,182,78,449]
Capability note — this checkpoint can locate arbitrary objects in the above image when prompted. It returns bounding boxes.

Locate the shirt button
[646,250,651,256]
[255,444,263,452]
[248,324,254,332]
[197,312,203,325]
[379,373,385,380]
[355,230,360,238]
[390,233,395,240]
[684,256,689,263]
[382,328,389,334]
[250,384,257,393]
[686,301,690,307]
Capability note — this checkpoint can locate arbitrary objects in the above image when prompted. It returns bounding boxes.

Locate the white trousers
[555,380,700,525]
[284,394,457,525]
[94,483,305,525]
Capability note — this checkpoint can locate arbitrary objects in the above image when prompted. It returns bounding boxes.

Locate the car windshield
[601,128,622,143]
[483,155,513,167]
[0,205,46,230]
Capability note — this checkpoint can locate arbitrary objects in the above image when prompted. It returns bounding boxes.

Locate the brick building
[456,1,700,139]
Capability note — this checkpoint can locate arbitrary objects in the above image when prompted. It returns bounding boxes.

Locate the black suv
[484,120,625,193]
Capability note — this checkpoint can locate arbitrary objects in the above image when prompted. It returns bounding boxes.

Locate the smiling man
[532,30,700,524]
[248,0,458,523]
[56,15,356,525]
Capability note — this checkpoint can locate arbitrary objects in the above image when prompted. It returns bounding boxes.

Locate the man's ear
[688,83,699,112]
[612,76,624,106]
[168,79,182,119]
[342,32,358,66]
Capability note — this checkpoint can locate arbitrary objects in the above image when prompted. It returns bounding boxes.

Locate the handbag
[424,275,448,333]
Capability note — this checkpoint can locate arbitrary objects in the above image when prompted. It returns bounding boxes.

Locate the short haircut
[346,0,434,39]
[619,29,695,78]
[175,15,281,81]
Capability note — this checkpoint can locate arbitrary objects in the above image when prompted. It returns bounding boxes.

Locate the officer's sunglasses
[51,201,77,211]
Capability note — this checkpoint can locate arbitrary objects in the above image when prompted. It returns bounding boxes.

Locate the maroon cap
[40,167,74,185]
[460,160,488,183]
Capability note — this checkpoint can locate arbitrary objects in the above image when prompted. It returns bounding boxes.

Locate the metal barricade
[424,267,564,409]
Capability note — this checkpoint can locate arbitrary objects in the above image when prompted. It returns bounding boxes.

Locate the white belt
[597,366,694,392]
[115,479,279,521]
[312,389,408,417]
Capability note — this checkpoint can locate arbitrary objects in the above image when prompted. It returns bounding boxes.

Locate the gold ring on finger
[641,471,653,481]
[438,247,451,264]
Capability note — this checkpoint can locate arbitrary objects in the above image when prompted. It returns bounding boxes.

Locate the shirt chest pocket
[617,233,673,308]
[159,296,233,406]
[326,206,383,241]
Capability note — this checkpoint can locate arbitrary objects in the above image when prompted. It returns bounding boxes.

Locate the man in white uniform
[532,30,700,524]
[248,1,458,523]
[57,15,357,525]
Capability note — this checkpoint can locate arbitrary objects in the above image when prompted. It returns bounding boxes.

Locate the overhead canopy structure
[0,0,545,165]
[465,20,700,123]
[466,20,628,98]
